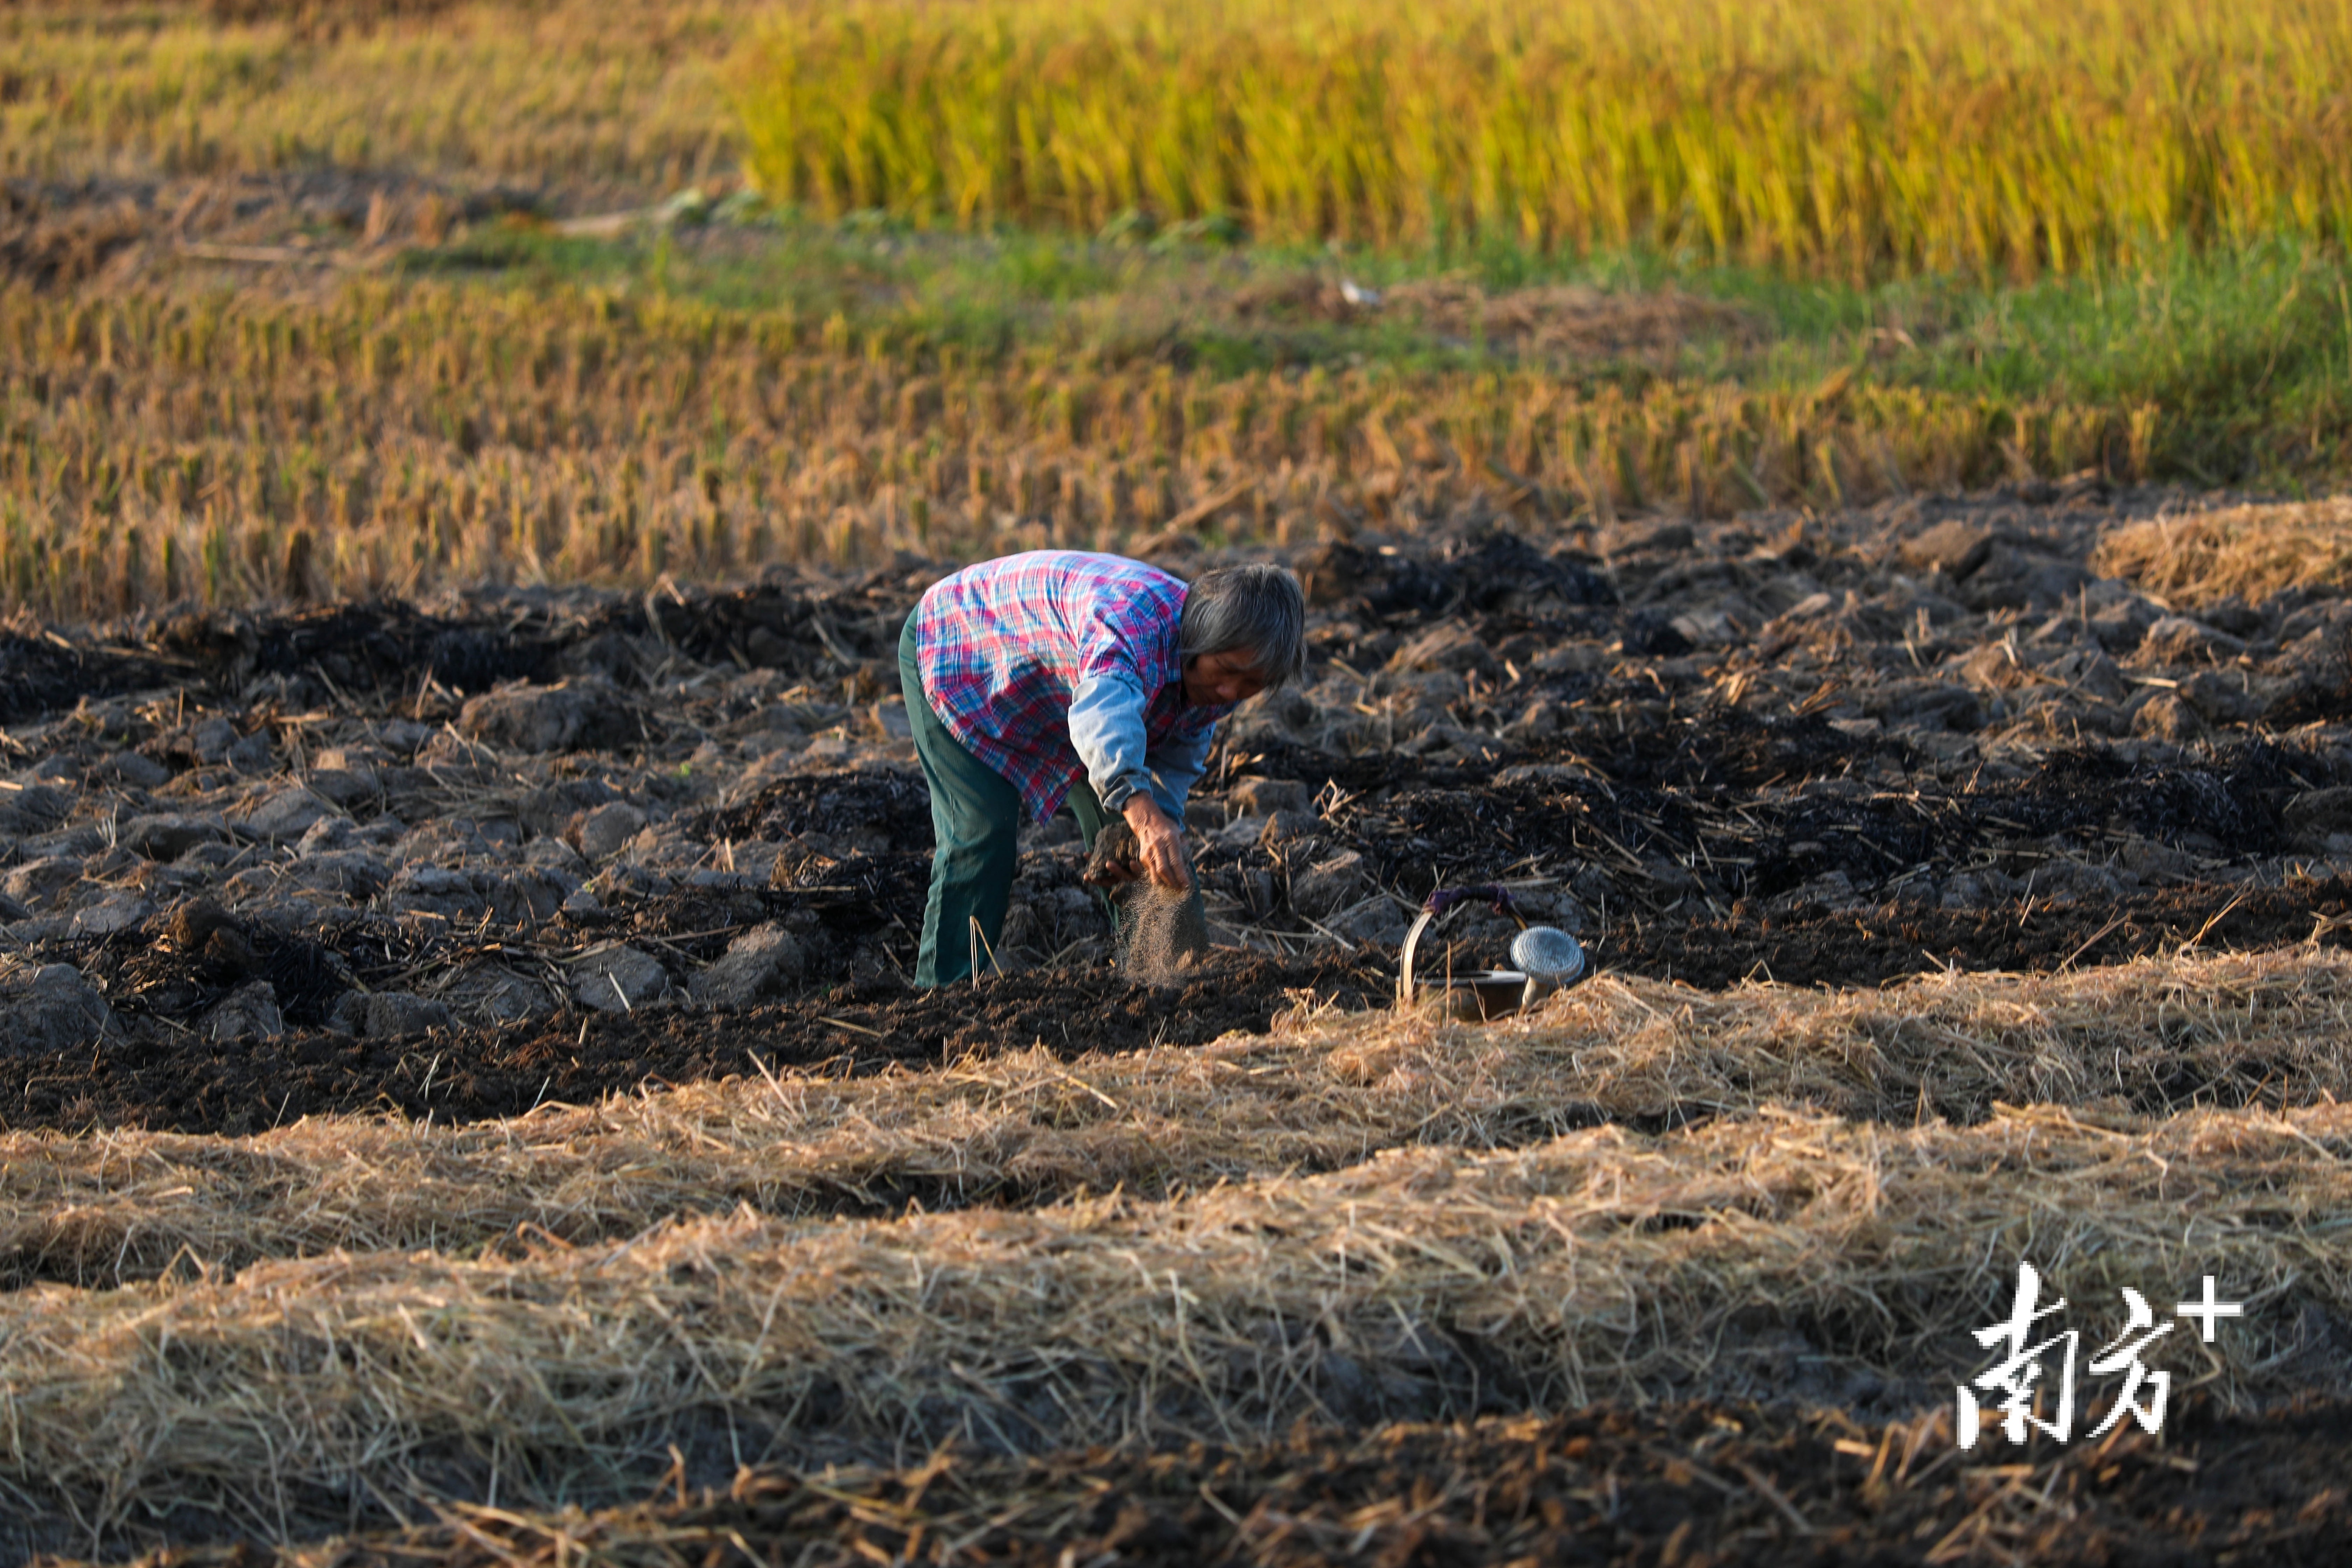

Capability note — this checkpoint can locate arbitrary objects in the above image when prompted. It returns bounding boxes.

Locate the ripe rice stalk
[733,0,2352,279]
[4,0,739,189]
[2094,499,2352,608]
[0,1100,2345,1539]
[6,946,2352,1289]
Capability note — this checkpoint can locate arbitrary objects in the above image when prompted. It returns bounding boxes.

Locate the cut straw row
[9,947,2352,1289]
[2,280,2149,619]
[3,1100,2347,1543]
[2094,497,2352,609]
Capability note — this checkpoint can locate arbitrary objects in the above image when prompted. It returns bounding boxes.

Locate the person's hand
[1121,795,1191,890]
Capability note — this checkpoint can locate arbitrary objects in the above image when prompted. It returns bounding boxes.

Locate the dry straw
[8,948,2352,1289]
[0,280,2151,618]
[0,1100,2345,1543]
[2095,499,2352,608]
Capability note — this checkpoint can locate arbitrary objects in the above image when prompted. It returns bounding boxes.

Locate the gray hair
[1178,563,1307,689]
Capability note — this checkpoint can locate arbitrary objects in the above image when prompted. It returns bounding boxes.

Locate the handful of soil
[1081,818,1210,983]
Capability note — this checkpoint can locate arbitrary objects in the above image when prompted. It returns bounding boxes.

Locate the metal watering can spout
[1399,885,1589,1019]
[1510,923,1588,1002]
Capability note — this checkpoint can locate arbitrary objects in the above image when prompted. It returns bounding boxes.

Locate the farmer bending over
[899,551,1307,985]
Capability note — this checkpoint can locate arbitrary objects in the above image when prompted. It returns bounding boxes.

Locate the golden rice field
[15,0,2352,281]
[2,0,739,195]
[735,0,2352,276]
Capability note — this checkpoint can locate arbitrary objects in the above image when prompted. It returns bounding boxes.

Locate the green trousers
[899,616,1204,986]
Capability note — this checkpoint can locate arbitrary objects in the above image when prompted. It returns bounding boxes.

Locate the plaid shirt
[913,552,1229,823]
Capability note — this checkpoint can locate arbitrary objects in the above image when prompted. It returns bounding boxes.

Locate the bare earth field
[5,481,2352,1563]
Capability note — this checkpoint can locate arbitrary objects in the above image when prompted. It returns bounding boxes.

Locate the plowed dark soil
[1610,875,2352,989]
[5,501,2352,1368]
[14,877,2348,1136]
[3,953,1387,1135]
[0,576,928,725]
[117,1396,2352,1568]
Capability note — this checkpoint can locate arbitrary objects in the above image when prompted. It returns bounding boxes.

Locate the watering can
[1398,884,1588,1021]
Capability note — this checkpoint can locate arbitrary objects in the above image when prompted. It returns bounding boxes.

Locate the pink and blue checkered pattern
[912,551,1224,822]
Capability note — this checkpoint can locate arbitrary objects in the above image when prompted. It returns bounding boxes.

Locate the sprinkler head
[1510,926,1586,997]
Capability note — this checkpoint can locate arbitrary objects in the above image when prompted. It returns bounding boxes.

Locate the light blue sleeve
[1147,727,1214,818]
[1069,673,1211,818]
[1068,671,1158,814]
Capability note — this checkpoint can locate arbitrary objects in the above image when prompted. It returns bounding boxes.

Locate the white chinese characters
[1957,1264,2242,1449]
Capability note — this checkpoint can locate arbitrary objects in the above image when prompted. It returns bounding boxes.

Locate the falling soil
[1083,819,1215,981]
[97,1395,2352,1568]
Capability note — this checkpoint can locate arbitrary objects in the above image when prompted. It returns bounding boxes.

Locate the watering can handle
[1399,885,1518,1006]
[1425,884,1517,919]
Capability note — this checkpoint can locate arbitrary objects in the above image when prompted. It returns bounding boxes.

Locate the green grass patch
[404,210,2352,488]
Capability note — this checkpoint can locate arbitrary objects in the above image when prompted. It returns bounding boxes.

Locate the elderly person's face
[1184,649,1268,707]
